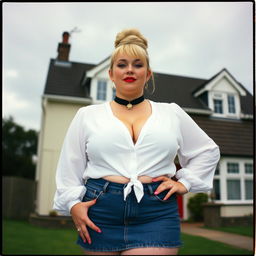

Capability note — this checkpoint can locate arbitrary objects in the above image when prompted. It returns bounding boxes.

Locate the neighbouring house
[35,31,253,220]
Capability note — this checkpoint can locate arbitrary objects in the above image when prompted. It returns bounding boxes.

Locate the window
[245,180,253,200]
[212,159,253,203]
[245,163,253,174]
[227,95,236,114]
[213,179,220,200]
[213,162,220,200]
[213,99,223,114]
[227,163,239,173]
[227,179,241,200]
[97,80,107,100]
[215,163,220,175]
[210,91,240,118]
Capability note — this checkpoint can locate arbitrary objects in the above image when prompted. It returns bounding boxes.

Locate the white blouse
[53,100,220,216]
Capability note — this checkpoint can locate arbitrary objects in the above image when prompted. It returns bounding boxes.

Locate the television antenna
[70,27,81,35]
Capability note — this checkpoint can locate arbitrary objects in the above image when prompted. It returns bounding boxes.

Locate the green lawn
[3,219,253,255]
[203,226,253,237]
[179,233,253,255]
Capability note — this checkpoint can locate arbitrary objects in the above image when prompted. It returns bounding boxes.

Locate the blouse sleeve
[172,103,220,193]
[53,108,87,216]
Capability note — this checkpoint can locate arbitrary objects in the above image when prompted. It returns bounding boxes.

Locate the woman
[53,28,220,255]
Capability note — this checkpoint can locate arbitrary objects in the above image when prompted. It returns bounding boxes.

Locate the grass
[203,225,253,237]
[3,219,81,255]
[3,219,253,255]
[179,233,253,255]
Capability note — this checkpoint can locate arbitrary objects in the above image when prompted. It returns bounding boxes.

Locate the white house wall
[90,66,114,103]
[212,77,239,94]
[220,205,253,217]
[36,100,87,215]
[208,77,241,119]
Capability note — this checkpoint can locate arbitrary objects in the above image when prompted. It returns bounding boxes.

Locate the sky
[3,2,254,131]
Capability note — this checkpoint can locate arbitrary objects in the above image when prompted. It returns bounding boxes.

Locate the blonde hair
[110,28,155,94]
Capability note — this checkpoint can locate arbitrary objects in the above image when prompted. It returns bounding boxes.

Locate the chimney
[57,31,71,61]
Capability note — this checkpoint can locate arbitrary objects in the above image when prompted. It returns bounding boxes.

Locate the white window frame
[213,98,223,114]
[208,91,240,119]
[213,157,253,204]
[227,94,236,114]
[96,79,107,101]
[91,77,114,104]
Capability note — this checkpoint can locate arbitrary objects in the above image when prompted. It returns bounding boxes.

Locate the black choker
[114,95,145,110]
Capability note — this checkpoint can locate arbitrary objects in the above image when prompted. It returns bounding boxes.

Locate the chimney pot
[57,31,71,61]
[62,32,70,44]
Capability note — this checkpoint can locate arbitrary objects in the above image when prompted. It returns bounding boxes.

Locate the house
[35,31,253,220]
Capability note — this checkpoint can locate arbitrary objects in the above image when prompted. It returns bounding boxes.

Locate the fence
[3,176,37,220]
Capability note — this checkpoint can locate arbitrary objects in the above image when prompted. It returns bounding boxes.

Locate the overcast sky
[3,2,254,131]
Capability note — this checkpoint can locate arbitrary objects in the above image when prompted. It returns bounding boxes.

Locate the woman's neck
[115,92,144,101]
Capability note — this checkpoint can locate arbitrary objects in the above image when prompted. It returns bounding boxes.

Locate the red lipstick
[123,77,136,83]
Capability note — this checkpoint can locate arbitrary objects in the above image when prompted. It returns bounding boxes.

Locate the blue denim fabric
[76,178,182,252]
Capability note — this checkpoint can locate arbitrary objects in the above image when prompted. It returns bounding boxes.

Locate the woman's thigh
[121,247,179,255]
[84,250,121,255]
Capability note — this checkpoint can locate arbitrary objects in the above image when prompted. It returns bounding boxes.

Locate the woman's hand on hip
[152,175,188,200]
[70,199,102,244]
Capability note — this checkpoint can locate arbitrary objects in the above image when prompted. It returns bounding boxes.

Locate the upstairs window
[210,92,240,119]
[214,99,223,114]
[97,80,107,101]
[213,93,223,114]
[227,95,236,114]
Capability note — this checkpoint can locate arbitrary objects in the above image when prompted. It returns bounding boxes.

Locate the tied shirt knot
[123,174,144,203]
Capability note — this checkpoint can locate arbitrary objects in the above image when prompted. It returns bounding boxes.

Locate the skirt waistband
[85,178,161,195]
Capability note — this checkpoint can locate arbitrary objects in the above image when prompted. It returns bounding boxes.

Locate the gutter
[42,94,92,105]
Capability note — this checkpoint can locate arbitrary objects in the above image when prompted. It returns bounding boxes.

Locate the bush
[188,193,208,221]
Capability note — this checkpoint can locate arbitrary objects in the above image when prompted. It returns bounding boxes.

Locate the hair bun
[115,28,148,50]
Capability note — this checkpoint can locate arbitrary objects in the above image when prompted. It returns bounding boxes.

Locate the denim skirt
[76,178,182,252]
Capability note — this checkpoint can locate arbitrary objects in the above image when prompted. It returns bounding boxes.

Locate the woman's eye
[117,64,126,68]
[135,64,143,68]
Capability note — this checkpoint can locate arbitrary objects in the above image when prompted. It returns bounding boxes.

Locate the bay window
[213,159,253,203]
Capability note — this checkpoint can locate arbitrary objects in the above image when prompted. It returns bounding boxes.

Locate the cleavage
[119,117,149,144]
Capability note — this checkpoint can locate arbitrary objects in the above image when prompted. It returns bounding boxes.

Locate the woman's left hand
[152,176,188,200]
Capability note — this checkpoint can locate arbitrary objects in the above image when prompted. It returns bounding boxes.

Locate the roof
[44,59,95,98]
[145,70,253,115]
[192,114,253,157]
[43,59,253,115]
[145,72,209,109]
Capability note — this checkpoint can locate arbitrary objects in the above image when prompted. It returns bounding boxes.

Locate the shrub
[187,193,208,221]
[49,210,58,217]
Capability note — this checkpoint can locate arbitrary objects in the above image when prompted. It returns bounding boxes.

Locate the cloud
[3,88,41,131]
[3,90,29,116]
[2,2,253,131]
[5,69,18,78]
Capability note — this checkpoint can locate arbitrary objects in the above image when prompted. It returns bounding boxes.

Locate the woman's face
[109,53,151,98]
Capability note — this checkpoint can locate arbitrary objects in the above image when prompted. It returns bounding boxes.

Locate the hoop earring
[111,81,116,89]
[144,77,155,95]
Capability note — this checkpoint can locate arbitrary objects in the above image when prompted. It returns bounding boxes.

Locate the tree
[2,116,38,180]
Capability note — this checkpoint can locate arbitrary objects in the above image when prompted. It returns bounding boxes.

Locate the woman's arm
[173,103,220,193]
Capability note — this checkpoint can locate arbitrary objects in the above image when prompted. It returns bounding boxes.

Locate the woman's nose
[127,64,134,74]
